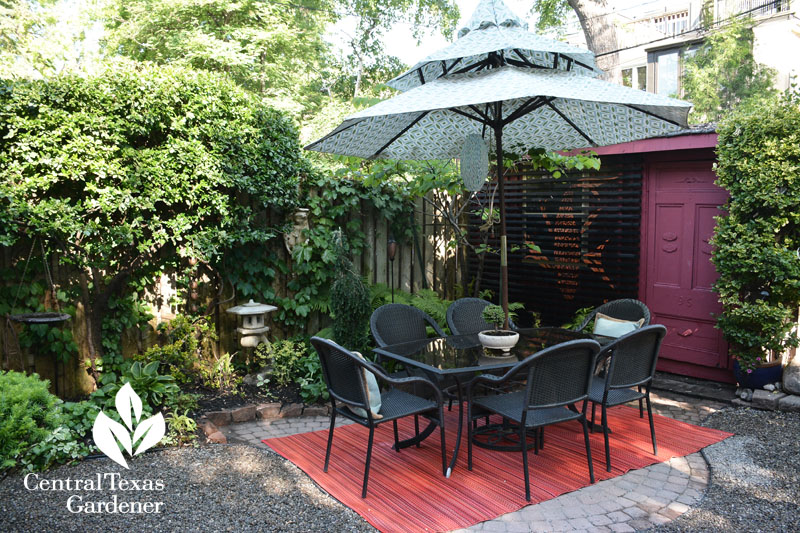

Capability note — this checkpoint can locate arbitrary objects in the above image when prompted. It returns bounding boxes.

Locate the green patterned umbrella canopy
[387,0,599,92]
[306,0,692,326]
[306,66,691,159]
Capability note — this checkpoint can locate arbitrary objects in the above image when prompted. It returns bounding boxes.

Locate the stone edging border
[197,402,329,444]
[731,389,800,412]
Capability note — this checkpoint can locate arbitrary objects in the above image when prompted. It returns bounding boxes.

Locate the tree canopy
[682,18,775,123]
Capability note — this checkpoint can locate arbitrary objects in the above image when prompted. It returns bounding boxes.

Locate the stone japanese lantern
[226,300,278,348]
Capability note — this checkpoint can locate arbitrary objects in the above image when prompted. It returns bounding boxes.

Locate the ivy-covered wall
[0,65,458,397]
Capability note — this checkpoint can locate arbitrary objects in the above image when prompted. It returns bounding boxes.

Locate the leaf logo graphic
[92,383,165,469]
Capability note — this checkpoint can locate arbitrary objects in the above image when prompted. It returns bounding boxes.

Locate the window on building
[652,11,688,36]
[653,49,679,96]
[621,66,647,91]
[648,44,701,97]
[637,66,647,91]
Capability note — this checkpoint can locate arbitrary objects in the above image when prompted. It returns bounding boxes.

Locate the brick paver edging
[198,401,329,444]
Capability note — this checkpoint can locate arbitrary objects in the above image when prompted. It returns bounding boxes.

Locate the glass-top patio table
[373,327,608,477]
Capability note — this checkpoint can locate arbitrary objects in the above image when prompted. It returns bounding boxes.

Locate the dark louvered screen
[467,155,644,327]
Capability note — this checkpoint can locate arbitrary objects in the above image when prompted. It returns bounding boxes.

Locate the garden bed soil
[189,382,305,417]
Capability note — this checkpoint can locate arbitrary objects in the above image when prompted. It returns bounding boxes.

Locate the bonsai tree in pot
[478,303,524,354]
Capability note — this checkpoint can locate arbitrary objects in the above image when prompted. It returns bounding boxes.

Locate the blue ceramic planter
[733,360,783,389]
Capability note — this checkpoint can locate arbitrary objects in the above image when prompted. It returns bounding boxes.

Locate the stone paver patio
[222,391,727,532]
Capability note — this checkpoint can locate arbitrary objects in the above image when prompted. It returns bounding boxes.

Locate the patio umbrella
[307,5,692,325]
[387,0,601,92]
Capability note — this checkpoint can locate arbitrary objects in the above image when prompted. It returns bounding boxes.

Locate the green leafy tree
[682,18,776,123]
[1,0,101,79]
[338,0,458,98]
[0,63,310,384]
[102,0,333,113]
[102,0,459,108]
[711,91,800,373]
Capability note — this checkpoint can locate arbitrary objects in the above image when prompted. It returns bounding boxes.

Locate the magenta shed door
[642,160,730,378]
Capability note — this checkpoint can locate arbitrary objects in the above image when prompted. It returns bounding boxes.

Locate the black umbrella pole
[495,124,509,330]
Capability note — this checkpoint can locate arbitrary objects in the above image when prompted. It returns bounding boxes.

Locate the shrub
[370,284,453,331]
[712,91,800,372]
[297,353,329,404]
[562,307,595,331]
[92,361,180,414]
[0,371,61,471]
[199,353,240,393]
[253,339,309,388]
[164,412,198,447]
[134,315,216,384]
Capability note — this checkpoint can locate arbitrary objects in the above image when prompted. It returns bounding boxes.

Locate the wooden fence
[1,193,465,397]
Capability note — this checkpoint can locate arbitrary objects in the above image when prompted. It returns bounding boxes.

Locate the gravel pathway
[0,445,375,533]
[3,404,797,532]
[652,407,800,533]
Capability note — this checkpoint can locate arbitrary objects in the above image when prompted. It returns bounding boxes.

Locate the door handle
[678,329,694,337]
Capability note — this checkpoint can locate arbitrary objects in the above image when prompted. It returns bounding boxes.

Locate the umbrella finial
[458,0,528,38]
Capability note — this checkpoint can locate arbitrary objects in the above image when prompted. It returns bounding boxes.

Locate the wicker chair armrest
[465,362,525,399]
[363,360,444,405]
[424,314,447,337]
[575,310,598,332]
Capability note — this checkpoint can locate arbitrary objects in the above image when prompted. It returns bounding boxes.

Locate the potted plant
[478,303,523,354]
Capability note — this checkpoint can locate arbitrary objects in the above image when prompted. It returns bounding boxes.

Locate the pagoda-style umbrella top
[387,0,599,92]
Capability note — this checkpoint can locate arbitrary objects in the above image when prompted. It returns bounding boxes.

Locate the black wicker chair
[310,337,447,498]
[446,298,517,335]
[466,339,601,501]
[574,299,651,333]
[370,303,446,347]
[583,324,667,472]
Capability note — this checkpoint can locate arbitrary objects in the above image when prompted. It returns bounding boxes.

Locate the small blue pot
[732,360,783,389]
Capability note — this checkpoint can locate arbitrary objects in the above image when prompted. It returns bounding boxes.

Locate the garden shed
[469,126,732,382]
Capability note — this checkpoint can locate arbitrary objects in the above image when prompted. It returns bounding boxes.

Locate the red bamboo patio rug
[264,405,731,533]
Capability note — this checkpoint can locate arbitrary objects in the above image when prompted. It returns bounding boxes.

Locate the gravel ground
[0,445,375,533]
[652,407,800,533]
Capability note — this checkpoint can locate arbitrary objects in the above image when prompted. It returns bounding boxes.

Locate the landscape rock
[740,388,753,401]
[231,405,257,423]
[777,394,800,412]
[302,406,328,417]
[764,383,775,392]
[200,420,219,437]
[731,398,751,408]
[784,353,800,395]
[206,410,232,427]
[256,402,282,419]
[242,367,271,387]
[280,403,303,418]
[206,431,227,444]
[751,389,786,410]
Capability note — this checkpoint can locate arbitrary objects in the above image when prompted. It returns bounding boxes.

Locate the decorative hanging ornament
[460,134,489,192]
